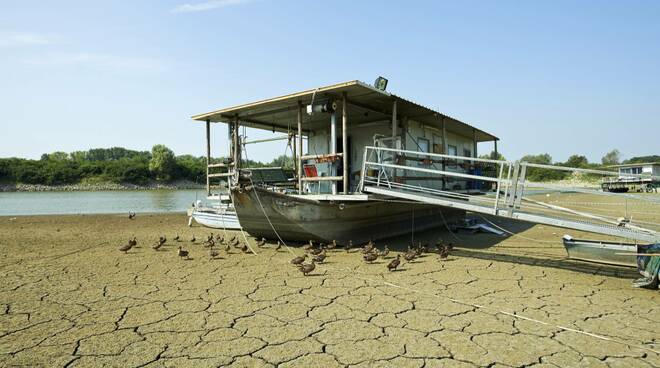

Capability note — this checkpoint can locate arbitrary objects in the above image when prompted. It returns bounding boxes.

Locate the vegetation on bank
[0,145,289,187]
[0,146,655,187]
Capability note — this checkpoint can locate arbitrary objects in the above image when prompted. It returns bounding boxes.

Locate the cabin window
[417,137,430,153]
[432,134,443,154]
[448,145,457,156]
[463,148,472,158]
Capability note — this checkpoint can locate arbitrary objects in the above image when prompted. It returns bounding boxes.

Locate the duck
[363,252,378,263]
[403,250,416,262]
[159,235,167,245]
[128,237,137,247]
[128,211,136,219]
[240,243,249,253]
[118,242,133,253]
[152,241,163,251]
[209,248,220,260]
[362,242,375,254]
[309,246,324,256]
[439,246,449,260]
[204,239,215,248]
[297,260,316,276]
[378,245,390,258]
[173,233,180,242]
[256,237,267,247]
[290,254,308,265]
[327,240,337,250]
[275,241,282,251]
[190,234,196,243]
[177,246,190,260]
[303,240,314,251]
[345,240,353,253]
[312,252,326,263]
[387,255,401,271]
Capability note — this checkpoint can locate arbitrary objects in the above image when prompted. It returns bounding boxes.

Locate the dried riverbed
[0,213,658,367]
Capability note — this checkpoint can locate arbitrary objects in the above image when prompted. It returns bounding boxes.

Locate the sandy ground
[0,209,658,367]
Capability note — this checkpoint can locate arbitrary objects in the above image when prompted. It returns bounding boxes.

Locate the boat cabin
[192,80,499,199]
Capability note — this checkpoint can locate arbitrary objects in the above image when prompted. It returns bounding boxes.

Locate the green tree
[520,153,567,181]
[149,144,177,181]
[564,154,589,168]
[479,151,505,161]
[601,149,621,166]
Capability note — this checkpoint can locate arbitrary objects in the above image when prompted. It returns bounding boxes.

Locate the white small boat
[188,194,241,230]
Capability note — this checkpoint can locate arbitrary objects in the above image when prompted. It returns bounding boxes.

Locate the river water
[0,190,208,216]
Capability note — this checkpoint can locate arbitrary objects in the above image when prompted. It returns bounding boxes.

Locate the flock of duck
[118,230,454,276]
[118,212,455,276]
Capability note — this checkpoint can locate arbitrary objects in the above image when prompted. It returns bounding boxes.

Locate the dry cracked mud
[0,210,658,367]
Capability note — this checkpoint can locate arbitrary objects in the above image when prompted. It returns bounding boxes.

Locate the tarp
[633,244,660,289]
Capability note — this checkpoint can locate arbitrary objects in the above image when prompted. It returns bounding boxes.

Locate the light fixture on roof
[374,76,388,91]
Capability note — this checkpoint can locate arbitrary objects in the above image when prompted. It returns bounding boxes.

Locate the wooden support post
[233,115,239,183]
[342,92,348,194]
[391,99,397,139]
[205,119,211,196]
[494,139,498,159]
[297,101,303,195]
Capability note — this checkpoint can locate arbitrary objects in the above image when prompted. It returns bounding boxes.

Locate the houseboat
[190,79,499,243]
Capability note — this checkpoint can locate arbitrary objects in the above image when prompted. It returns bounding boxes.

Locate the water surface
[0,190,207,216]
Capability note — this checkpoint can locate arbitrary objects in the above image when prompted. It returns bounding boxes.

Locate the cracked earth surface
[0,213,658,367]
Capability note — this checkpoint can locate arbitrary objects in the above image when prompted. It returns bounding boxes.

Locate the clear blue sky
[1,0,659,163]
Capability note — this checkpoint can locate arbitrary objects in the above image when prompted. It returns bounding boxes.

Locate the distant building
[602,162,659,192]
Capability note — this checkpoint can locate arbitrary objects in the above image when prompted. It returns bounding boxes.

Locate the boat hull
[562,235,639,267]
[231,186,465,243]
[190,208,242,230]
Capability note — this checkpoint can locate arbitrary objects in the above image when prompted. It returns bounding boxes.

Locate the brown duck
[378,245,389,258]
[256,237,267,247]
[118,242,133,253]
[312,252,326,263]
[177,246,190,260]
[297,260,316,276]
[387,254,401,271]
[290,254,308,265]
[363,252,378,263]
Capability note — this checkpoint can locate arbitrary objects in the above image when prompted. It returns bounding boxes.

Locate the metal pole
[292,132,296,175]
[441,117,447,190]
[330,112,337,195]
[494,139,498,160]
[297,101,303,195]
[342,92,348,194]
[205,119,211,196]
[472,128,477,160]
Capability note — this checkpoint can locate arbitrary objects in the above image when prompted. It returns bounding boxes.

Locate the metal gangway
[358,146,660,243]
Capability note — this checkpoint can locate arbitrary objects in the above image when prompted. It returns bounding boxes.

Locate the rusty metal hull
[231,186,465,243]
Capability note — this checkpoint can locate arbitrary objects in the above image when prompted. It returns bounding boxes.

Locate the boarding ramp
[358,146,660,243]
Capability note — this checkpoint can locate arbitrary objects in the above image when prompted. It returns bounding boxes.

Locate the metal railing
[359,146,660,243]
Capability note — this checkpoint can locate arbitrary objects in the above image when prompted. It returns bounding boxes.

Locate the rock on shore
[0,180,204,192]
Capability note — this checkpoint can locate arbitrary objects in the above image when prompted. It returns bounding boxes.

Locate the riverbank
[0,213,657,367]
[0,180,205,192]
